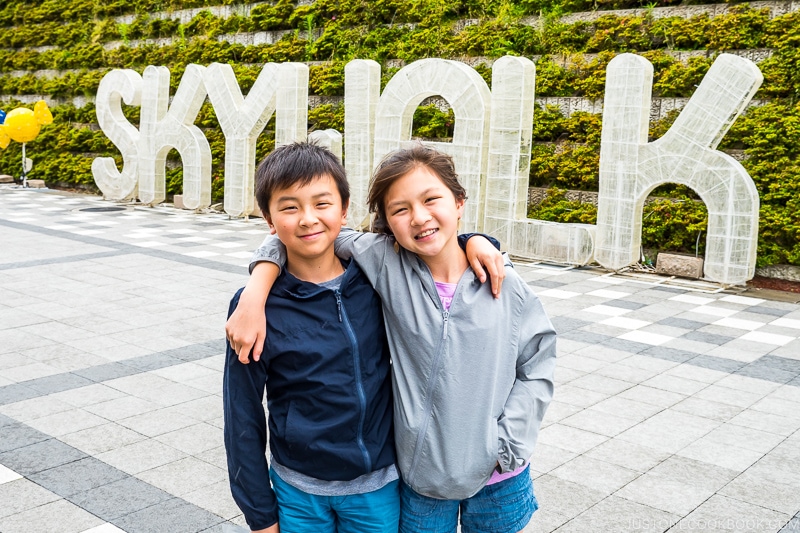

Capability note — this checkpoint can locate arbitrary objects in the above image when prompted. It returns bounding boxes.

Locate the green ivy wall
[0,0,798,267]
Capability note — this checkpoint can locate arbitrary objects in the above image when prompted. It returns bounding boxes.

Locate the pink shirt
[434,281,527,486]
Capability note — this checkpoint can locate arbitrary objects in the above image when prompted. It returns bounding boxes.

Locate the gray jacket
[252,228,556,499]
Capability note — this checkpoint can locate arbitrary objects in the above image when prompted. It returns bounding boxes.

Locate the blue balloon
[0,110,5,124]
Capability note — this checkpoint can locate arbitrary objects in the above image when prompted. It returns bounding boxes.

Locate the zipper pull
[442,309,449,339]
[334,290,343,322]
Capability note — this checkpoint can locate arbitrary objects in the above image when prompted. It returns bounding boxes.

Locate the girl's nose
[410,207,431,226]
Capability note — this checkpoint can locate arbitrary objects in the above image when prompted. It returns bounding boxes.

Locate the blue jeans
[400,466,538,533]
[269,468,400,533]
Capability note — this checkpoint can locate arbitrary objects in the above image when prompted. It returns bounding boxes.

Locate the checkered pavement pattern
[1,185,799,533]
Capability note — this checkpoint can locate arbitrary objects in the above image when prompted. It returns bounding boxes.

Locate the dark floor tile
[121,353,183,372]
[600,337,652,354]
[683,330,734,346]
[560,330,613,345]
[170,341,224,362]
[172,241,208,247]
[113,497,224,533]
[551,316,592,333]
[657,317,707,330]
[746,306,790,317]
[688,354,745,373]
[71,476,173,521]
[642,346,698,363]
[751,355,800,374]
[527,280,567,290]
[602,300,647,310]
[73,362,140,383]
[0,383,41,406]
[735,364,796,384]
[25,373,94,395]
[650,286,685,294]
[0,438,87,475]
[30,457,128,498]
[0,422,49,453]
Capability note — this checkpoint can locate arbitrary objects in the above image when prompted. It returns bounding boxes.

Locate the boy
[223,142,398,533]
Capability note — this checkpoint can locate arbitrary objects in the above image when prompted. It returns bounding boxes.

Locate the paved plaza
[0,185,799,533]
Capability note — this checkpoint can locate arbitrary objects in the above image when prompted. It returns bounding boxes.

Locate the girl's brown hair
[367,145,467,234]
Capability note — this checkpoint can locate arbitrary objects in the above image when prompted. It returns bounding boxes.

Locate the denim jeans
[399,466,538,533]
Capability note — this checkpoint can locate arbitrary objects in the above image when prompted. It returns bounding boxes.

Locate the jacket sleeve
[249,228,391,283]
[223,289,277,531]
[496,283,557,473]
[249,233,286,274]
[457,233,501,251]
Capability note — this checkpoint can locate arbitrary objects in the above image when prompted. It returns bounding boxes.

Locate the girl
[228,145,556,533]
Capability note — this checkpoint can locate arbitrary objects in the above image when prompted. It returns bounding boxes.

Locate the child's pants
[269,467,400,533]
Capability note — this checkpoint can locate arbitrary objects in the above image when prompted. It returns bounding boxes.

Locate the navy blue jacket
[223,260,395,531]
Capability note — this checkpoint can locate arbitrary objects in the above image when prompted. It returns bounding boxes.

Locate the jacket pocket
[283,401,304,454]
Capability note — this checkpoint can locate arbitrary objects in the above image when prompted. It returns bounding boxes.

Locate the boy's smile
[266,174,348,282]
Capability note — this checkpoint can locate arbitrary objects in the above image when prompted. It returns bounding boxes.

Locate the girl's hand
[225,262,280,363]
[466,236,505,298]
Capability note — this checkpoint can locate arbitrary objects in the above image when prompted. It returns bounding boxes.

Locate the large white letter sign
[92,69,142,200]
[595,54,762,284]
[344,59,381,229]
[139,64,212,209]
[204,62,308,217]
[483,56,595,265]
[308,129,343,160]
[373,59,492,232]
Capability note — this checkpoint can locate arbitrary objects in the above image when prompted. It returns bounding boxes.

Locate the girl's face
[383,165,465,260]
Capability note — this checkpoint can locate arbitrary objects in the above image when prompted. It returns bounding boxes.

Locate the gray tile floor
[1,186,799,533]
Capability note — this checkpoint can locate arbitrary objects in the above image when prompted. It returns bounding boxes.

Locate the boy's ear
[341,199,350,225]
[263,212,278,235]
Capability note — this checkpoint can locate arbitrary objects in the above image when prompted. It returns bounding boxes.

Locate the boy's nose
[299,208,318,226]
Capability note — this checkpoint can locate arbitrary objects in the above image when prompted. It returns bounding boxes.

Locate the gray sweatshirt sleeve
[249,228,390,282]
[496,286,557,473]
[249,233,285,274]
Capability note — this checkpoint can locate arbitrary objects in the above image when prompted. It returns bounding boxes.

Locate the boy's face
[265,175,348,265]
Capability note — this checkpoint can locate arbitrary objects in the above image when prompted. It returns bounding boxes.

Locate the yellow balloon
[0,127,9,149]
[34,100,53,125]
[4,108,42,143]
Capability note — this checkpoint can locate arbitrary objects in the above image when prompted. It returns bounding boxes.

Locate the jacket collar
[274,257,355,299]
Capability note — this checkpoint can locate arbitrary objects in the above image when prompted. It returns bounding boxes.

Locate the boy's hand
[466,236,505,298]
[225,262,280,364]
[252,523,279,533]
[226,290,267,364]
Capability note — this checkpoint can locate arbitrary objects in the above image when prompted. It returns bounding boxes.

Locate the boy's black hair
[255,142,349,215]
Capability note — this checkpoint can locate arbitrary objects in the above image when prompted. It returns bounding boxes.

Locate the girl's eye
[425,197,441,203]
[317,202,331,208]
[280,206,297,212]
[390,207,407,216]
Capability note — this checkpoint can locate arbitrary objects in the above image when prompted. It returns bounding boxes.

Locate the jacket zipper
[335,289,372,473]
[407,270,461,483]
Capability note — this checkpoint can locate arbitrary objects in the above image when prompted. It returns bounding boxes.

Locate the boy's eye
[390,207,407,216]
[317,202,331,208]
[280,206,297,212]
[425,196,441,203]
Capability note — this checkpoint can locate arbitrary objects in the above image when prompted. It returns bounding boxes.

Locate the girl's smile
[384,166,468,282]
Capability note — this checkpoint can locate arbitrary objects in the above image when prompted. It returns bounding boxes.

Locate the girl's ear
[341,199,350,226]
[455,196,466,219]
